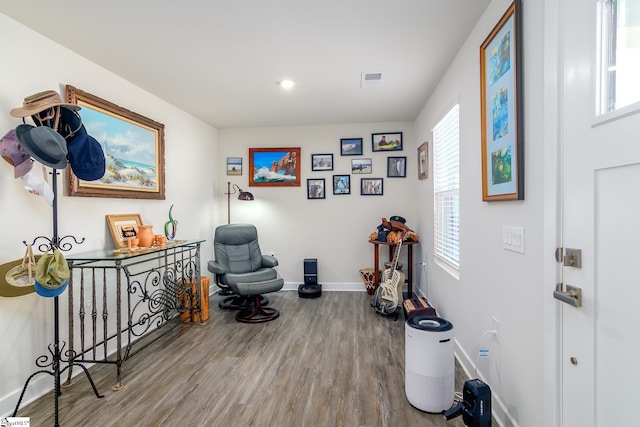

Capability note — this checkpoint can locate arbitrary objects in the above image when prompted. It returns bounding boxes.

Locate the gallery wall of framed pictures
[309,132,407,198]
[230,130,418,200]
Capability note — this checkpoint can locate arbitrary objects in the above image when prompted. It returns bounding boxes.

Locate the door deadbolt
[563,248,582,268]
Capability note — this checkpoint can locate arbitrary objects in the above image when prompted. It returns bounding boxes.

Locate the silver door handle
[553,284,582,307]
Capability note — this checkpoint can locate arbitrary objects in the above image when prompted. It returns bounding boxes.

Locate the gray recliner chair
[207,223,284,323]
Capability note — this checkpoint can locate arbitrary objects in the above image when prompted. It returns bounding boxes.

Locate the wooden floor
[16,291,467,427]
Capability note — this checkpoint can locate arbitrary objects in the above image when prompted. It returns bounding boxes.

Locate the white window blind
[433,104,460,270]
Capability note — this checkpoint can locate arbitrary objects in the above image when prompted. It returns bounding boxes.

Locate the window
[598,0,640,113]
[433,104,460,272]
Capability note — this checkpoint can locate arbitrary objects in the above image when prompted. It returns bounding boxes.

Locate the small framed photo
[311,153,334,171]
[332,175,351,195]
[351,158,372,174]
[106,213,143,248]
[372,132,403,152]
[361,178,384,196]
[307,178,326,199]
[387,156,406,178]
[227,157,242,175]
[340,138,363,156]
[417,141,428,180]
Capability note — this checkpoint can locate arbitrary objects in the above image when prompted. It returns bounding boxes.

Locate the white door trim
[542,0,563,425]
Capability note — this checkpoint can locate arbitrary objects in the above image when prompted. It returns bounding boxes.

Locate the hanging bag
[5,244,37,287]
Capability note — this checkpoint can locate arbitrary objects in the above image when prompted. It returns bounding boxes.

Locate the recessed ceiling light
[278,80,295,89]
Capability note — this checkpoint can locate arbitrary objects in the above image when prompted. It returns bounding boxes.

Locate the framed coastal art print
[65,85,165,200]
[249,147,301,187]
[479,0,524,201]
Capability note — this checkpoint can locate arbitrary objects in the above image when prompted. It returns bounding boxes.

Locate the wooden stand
[369,239,418,299]
[181,276,210,323]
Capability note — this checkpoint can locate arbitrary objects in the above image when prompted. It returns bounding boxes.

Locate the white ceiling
[0,0,490,129]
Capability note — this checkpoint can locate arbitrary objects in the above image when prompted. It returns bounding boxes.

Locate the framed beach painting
[480,0,524,201]
[249,147,301,187]
[227,157,242,175]
[351,158,372,174]
[65,85,165,200]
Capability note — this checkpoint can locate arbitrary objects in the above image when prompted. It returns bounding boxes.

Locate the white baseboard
[209,282,369,295]
[282,282,365,292]
[1,374,48,417]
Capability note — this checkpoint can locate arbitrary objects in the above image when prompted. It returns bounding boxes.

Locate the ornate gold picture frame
[66,85,166,199]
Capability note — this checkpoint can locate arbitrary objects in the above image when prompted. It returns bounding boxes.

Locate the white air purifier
[405,315,454,413]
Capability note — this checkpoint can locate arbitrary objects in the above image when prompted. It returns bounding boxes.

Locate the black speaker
[304,258,317,284]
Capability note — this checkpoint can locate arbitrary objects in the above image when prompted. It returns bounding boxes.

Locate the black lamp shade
[238,191,254,201]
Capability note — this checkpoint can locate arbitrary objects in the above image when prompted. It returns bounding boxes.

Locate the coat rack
[12,169,103,427]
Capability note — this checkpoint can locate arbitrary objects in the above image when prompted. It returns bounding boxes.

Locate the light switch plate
[503,226,525,253]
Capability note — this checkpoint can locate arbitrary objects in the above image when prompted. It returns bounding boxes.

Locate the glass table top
[66,239,205,261]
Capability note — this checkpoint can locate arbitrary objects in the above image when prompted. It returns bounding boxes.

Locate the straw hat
[10,90,80,118]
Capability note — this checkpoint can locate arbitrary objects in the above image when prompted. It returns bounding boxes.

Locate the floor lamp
[226,181,254,224]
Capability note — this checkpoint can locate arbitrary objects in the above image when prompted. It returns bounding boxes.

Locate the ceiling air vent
[361,72,382,88]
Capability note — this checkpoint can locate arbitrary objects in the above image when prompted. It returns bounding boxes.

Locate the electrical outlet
[492,317,500,344]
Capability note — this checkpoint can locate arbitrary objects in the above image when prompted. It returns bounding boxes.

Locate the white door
[559,0,640,425]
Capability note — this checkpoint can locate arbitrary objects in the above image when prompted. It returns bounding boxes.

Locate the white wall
[0,14,219,415]
[414,1,545,426]
[217,123,419,290]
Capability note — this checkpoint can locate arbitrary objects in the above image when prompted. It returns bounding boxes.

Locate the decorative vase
[137,225,155,247]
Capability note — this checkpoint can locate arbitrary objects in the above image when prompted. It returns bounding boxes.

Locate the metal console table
[63,239,205,391]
